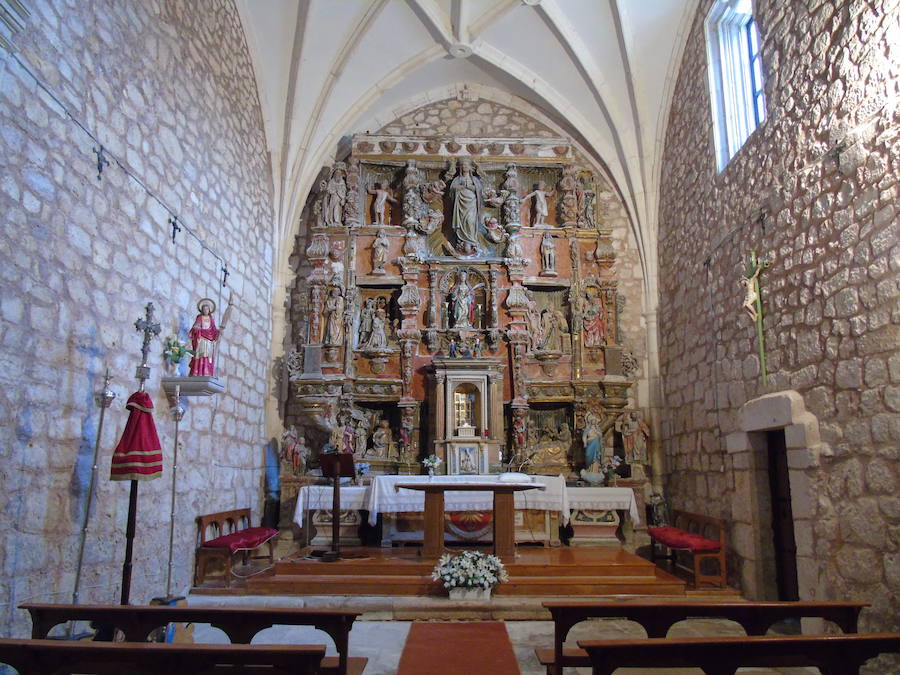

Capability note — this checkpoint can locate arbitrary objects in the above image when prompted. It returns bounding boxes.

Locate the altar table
[394,481,544,560]
[367,474,569,525]
[566,487,641,524]
[293,485,369,527]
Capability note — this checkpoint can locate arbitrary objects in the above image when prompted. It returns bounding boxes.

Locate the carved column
[397,276,422,402]
[433,371,446,458]
[487,368,505,443]
[504,283,530,406]
[424,267,439,351]
[570,236,583,381]
[343,157,361,228]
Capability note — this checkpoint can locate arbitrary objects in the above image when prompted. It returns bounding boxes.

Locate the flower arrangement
[355,462,370,479]
[422,454,443,472]
[431,550,509,590]
[603,455,623,484]
[162,335,193,364]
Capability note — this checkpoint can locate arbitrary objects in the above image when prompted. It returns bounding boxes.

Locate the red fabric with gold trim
[110,391,162,481]
[448,511,493,532]
[202,527,279,554]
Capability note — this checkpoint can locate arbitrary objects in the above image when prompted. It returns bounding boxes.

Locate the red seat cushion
[649,526,720,552]
[202,527,278,553]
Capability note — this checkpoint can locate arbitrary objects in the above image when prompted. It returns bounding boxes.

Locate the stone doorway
[726,391,822,601]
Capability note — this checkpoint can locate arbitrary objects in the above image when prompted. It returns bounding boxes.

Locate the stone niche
[283,134,648,487]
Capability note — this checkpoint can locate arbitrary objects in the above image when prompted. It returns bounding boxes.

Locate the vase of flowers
[162,335,193,376]
[432,550,508,599]
[603,455,623,486]
[422,454,442,477]
[355,462,370,485]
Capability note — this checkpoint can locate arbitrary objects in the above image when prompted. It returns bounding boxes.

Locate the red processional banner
[109,391,162,481]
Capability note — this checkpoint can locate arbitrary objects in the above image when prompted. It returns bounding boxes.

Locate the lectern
[318,453,355,562]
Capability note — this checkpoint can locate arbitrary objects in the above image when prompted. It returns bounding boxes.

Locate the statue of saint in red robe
[189,298,219,376]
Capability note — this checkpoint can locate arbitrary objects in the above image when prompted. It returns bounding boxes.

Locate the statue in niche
[582,409,608,472]
[321,164,347,226]
[617,411,649,464]
[484,216,504,244]
[421,178,446,205]
[522,181,553,227]
[578,174,597,228]
[537,309,562,352]
[500,164,521,226]
[327,240,345,287]
[582,286,607,348]
[281,425,308,474]
[540,231,557,276]
[354,411,371,457]
[323,287,345,346]
[371,228,389,275]
[524,289,542,351]
[372,417,394,459]
[364,304,389,350]
[358,297,375,346]
[367,181,396,226]
[447,158,485,255]
[527,413,572,473]
[449,269,484,329]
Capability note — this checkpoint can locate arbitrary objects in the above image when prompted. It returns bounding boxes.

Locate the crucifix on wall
[741,250,769,385]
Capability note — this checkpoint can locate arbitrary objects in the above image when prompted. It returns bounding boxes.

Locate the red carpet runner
[398,621,521,674]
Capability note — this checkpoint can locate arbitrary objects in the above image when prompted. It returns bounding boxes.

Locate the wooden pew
[20,603,365,675]
[578,633,900,675]
[0,638,326,674]
[536,600,868,675]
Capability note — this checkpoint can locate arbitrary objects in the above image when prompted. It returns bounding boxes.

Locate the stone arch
[726,390,824,601]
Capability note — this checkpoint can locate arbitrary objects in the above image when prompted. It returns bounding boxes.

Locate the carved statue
[367,181,396,226]
[582,409,606,472]
[537,309,561,351]
[323,287,345,346]
[364,306,389,350]
[281,425,308,474]
[583,286,607,348]
[327,240,345,287]
[484,216,503,244]
[616,411,649,464]
[372,418,393,458]
[421,178,446,205]
[189,297,228,377]
[522,181,553,227]
[371,228,389,275]
[578,174,597,228]
[505,230,525,261]
[402,160,424,228]
[321,164,347,226]
[447,159,484,254]
[540,231,557,276]
[449,269,484,329]
[358,297,375,346]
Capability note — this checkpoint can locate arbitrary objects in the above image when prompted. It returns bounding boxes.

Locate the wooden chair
[649,508,727,587]
[194,508,278,587]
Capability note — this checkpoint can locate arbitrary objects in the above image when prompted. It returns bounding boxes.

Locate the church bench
[648,508,727,587]
[0,638,326,674]
[194,507,278,587]
[536,600,868,675]
[577,633,900,675]
[21,603,364,675]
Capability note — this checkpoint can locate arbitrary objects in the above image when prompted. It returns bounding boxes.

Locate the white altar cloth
[367,474,569,526]
[566,486,640,524]
[293,485,369,527]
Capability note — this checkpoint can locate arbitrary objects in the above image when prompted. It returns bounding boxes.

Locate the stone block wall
[657,0,898,639]
[0,0,272,636]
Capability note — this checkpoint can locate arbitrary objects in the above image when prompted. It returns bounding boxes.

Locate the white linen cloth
[566,486,641,524]
[366,474,569,526]
[293,485,370,527]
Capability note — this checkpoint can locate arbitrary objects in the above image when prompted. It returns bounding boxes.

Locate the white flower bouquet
[422,454,443,471]
[431,550,509,590]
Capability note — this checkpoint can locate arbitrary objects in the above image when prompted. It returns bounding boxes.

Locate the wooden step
[496,574,686,597]
[247,574,440,596]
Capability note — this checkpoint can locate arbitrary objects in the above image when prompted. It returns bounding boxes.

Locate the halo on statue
[197,298,216,314]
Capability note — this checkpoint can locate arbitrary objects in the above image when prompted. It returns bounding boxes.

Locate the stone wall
[0,0,272,636]
[657,0,898,641]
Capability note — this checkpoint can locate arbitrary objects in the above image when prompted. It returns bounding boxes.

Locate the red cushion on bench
[202,527,278,553]
[649,527,720,552]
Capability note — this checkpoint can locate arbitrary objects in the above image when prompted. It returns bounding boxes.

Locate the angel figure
[367,181,397,225]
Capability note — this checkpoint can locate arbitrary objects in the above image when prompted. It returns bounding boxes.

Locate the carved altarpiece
[281,135,650,543]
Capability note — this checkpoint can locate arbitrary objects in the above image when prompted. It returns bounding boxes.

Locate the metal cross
[133,302,161,388]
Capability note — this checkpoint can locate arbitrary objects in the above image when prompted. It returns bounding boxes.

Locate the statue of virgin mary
[447,159,483,254]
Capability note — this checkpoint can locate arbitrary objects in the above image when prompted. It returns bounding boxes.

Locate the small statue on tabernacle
[189,298,220,376]
[367,181,397,226]
[372,228,389,275]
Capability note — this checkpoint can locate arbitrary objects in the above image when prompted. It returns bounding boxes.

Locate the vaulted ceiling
[236,0,699,303]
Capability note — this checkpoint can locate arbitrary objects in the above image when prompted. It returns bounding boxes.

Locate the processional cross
[133,302,161,389]
[741,251,769,385]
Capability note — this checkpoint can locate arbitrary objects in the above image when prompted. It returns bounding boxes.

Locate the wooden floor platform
[193,544,694,598]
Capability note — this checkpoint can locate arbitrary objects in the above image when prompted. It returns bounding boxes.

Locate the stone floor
[187,595,818,674]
